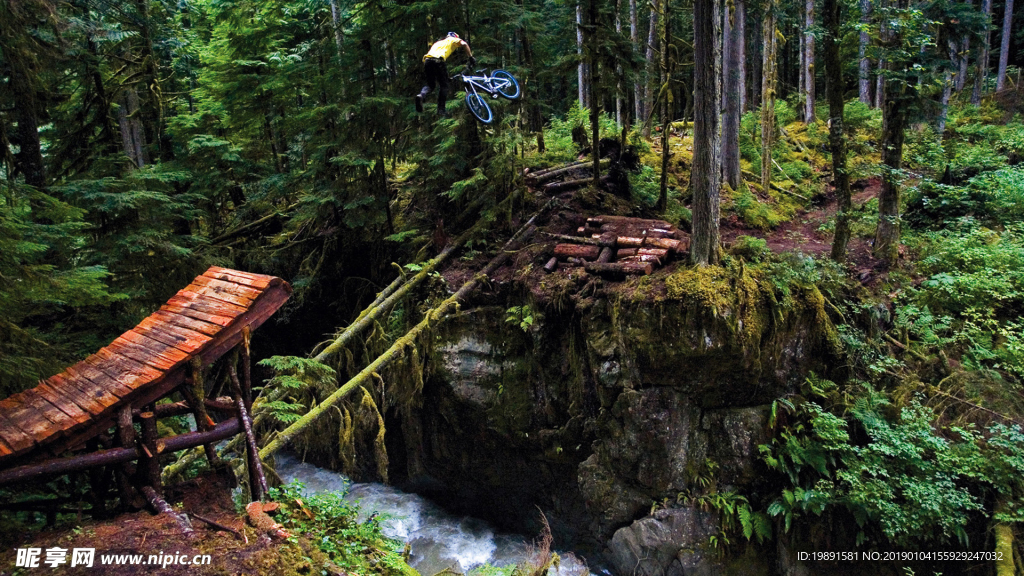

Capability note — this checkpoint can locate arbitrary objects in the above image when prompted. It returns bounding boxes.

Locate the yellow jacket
[423,37,465,62]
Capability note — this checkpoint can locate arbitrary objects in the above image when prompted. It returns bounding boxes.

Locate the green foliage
[729,235,770,262]
[761,381,1024,547]
[0,185,124,395]
[256,356,338,423]
[505,305,536,332]
[907,167,1024,228]
[269,481,415,576]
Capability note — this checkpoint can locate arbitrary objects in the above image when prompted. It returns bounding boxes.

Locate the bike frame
[456,71,514,97]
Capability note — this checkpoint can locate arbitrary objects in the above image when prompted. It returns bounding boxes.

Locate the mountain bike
[452,69,521,124]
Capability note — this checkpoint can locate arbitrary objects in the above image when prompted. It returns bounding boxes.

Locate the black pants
[419,58,449,113]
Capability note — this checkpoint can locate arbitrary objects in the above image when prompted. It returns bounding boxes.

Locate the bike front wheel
[465,93,493,124]
[491,70,521,100]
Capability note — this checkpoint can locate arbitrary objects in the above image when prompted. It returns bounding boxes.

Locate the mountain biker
[415,32,475,117]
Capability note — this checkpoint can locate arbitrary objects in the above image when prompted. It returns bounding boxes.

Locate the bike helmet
[447,32,460,38]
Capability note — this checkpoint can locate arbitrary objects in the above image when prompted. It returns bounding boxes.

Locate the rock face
[386,268,843,573]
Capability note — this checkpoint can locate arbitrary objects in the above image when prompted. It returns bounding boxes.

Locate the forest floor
[719,176,886,283]
[0,471,330,576]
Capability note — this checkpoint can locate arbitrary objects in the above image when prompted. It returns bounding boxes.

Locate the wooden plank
[161,301,236,327]
[152,309,222,336]
[192,275,264,300]
[34,381,91,426]
[46,373,107,416]
[206,266,268,283]
[169,290,248,315]
[67,360,135,399]
[2,395,56,444]
[82,354,152,394]
[62,365,123,408]
[0,409,35,454]
[136,317,211,353]
[203,268,272,290]
[121,330,190,365]
[93,348,165,383]
[20,389,78,435]
[105,339,178,372]
[186,284,254,309]
[0,435,13,457]
[131,324,198,355]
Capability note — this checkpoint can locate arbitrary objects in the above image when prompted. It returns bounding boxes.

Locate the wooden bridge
[0,266,290,517]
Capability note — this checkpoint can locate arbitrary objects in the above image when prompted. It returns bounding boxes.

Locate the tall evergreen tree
[692,0,723,265]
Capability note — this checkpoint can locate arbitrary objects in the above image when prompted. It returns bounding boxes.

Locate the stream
[276,454,594,576]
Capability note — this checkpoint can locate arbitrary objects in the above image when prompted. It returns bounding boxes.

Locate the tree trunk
[118,89,148,168]
[691,0,723,265]
[996,0,1014,91]
[761,0,778,194]
[631,0,641,123]
[643,6,659,135]
[957,2,972,93]
[616,0,624,126]
[329,0,345,61]
[858,0,871,104]
[738,3,746,112]
[588,0,601,186]
[939,40,956,134]
[723,0,744,191]
[657,0,671,211]
[10,72,45,189]
[577,2,586,108]
[973,0,993,104]
[824,0,851,262]
[874,65,907,267]
[804,0,816,122]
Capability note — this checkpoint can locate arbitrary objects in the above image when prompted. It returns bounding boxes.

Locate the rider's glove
[468,56,477,68]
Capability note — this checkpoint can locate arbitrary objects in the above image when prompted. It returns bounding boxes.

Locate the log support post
[138,410,161,494]
[182,358,220,467]
[115,406,142,510]
[85,438,107,519]
[240,326,253,412]
[230,361,266,502]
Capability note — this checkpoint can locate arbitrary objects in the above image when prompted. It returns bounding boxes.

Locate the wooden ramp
[0,266,291,467]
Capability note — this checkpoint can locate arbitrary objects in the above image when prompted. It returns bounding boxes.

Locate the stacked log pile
[544,215,690,277]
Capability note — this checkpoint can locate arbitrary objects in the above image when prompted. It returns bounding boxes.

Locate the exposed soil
[720,176,887,283]
[0,471,330,576]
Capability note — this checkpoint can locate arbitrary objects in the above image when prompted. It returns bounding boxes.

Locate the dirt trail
[720,177,884,279]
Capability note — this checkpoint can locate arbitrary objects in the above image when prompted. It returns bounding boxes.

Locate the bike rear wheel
[465,93,493,124]
[491,70,521,100]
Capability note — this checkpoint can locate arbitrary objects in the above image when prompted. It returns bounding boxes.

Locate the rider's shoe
[414,95,423,113]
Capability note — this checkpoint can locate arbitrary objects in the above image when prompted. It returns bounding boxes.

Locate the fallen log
[554,244,601,261]
[529,158,611,184]
[619,248,669,259]
[526,160,589,179]
[599,224,675,238]
[312,200,553,363]
[141,485,194,535]
[587,216,674,229]
[258,225,540,461]
[597,247,614,263]
[543,257,559,273]
[598,236,682,252]
[192,512,246,541]
[620,255,663,265]
[544,174,611,194]
[542,232,617,247]
[584,262,653,276]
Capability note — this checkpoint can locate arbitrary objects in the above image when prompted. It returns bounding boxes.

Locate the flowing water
[276,454,592,576]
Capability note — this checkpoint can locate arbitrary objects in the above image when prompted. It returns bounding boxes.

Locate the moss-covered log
[259,225,539,461]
